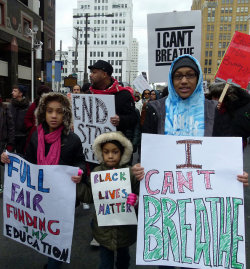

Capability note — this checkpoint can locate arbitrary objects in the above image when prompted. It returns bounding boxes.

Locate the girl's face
[102,142,121,167]
[150,91,156,100]
[45,101,64,132]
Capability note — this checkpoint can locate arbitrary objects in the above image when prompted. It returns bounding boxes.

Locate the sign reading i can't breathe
[136,134,245,268]
[147,10,201,83]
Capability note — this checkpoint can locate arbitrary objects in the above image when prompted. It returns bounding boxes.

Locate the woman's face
[45,101,64,132]
[143,90,150,99]
[173,67,198,99]
[150,91,157,100]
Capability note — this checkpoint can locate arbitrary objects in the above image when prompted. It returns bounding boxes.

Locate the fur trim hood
[35,92,72,134]
[93,131,133,166]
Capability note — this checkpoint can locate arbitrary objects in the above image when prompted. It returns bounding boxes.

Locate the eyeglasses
[151,93,156,95]
[144,92,150,95]
[173,73,197,81]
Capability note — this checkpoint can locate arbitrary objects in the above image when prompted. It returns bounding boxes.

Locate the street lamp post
[25,25,40,102]
[73,13,114,84]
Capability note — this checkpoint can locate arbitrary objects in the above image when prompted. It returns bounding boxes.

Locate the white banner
[132,74,152,94]
[72,94,116,163]
[91,168,137,226]
[148,10,201,83]
[136,134,245,268]
[3,153,77,263]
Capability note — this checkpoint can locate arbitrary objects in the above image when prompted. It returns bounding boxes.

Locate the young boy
[77,131,139,269]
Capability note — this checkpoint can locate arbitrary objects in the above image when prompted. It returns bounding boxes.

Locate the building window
[48,38,52,49]
[23,17,31,33]
[0,3,4,25]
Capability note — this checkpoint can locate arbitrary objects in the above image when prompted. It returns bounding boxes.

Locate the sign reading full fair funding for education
[72,94,116,163]
[91,168,137,226]
[136,134,245,268]
[147,10,201,83]
[3,153,78,263]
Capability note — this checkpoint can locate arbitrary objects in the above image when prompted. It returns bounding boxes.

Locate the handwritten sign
[136,134,245,268]
[132,74,152,93]
[148,10,201,83]
[3,153,77,263]
[91,168,137,226]
[72,94,116,163]
[215,31,250,89]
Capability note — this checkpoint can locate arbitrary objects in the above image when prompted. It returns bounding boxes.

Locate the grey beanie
[172,56,199,77]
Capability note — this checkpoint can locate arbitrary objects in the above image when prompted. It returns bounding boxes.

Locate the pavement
[0,144,250,269]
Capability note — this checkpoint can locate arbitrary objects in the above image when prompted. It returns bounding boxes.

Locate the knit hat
[18,85,27,95]
[172,56,199,77]
[88,60,113,76]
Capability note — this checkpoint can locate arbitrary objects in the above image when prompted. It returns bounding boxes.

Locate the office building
[192,0,249,83]
[0,0,55,99]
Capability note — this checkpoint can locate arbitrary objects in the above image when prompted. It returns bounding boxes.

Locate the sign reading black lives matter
[147,10,201,83]
[72,94,116,163]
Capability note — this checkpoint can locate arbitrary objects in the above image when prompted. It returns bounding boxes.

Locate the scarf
[89,78,135,100]
[37,124,64,165]
[164,55,205,137]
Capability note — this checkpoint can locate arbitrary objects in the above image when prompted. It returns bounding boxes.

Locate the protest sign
[215,31,250,89]
[136,134,245,268]
[3,153,78,263]
[72,94,116,163]
[91,168,137,226]
[132,74,152,93]
[148,10,201,83]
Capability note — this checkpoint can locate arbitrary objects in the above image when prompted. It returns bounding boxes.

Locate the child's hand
[71,169,83,184]
[127,193,138,207]
[237,171,249,187]
[132,163,145,181]
[1,152,10,164]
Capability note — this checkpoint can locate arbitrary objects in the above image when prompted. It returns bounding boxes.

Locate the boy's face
[45,100,64,133]
[102,143,121,168]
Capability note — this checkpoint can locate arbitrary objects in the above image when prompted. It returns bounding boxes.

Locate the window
[0,3,4,25]
[23,17,31,33]
[209,51,212,57]
[48,38,52,49]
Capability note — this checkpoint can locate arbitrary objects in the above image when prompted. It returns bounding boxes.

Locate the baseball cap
[88,60,113,76]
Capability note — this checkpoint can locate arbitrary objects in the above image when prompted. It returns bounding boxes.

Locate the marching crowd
[0,55,250,269]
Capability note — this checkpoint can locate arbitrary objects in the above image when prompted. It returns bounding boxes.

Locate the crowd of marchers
[0,55,249,269]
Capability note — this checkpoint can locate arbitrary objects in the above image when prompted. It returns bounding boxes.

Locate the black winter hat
[172,56,199,77]
[18,85,27,95]
[88,60,113,76]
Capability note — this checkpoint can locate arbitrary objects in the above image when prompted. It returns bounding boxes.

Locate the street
[0,145,250,269]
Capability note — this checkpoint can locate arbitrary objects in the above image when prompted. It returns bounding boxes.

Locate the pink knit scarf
[37,124,64,165]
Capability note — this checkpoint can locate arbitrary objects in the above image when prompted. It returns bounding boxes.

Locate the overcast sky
[56,0,193,72]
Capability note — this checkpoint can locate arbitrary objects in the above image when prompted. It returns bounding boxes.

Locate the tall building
[0,0,55,100]
[70,0,138,85]
[192,0,249,83]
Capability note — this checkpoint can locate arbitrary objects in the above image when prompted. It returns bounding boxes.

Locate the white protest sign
[148,10,201,83]
[72,94,116,163]
[136,134,245,268]
[132,74,152,94]
[3,153,78,263]
[91,168,137,226]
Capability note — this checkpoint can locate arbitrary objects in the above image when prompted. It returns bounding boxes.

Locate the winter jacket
[213,88,250,146]
[25,92,86,177]
[0,103,15,154]
[9,97,29,137]
[77,163,139,251]
[86,78,137,139]
[142,97,217,136]
[77,131,139,251]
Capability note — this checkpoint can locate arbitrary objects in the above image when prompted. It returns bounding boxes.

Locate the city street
[0,144,250,269]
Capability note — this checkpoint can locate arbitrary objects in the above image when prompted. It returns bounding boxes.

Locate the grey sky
[56,0,193,72]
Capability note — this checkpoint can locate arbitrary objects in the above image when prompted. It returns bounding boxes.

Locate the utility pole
[73,27,82,74]
[59,40,62,61]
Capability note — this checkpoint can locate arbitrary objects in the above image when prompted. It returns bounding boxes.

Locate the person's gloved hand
[126,193,138,207]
